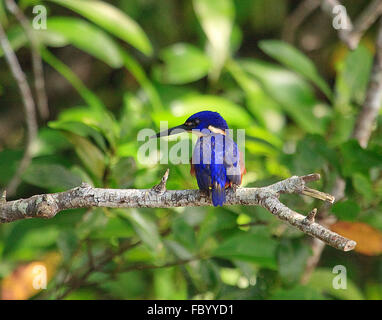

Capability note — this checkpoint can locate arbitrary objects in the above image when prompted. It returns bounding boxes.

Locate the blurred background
[0,0,382,300]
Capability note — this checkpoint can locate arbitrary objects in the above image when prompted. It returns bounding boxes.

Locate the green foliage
[0,0,381,301]
[154,43,211,84]
[47,0,153,56]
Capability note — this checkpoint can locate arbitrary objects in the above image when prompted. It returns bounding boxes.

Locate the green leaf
[0,0,8,25]
[172,216,197,250]
[57,230,79,262]
[3,223,60,259]
[198,210,237,245]
[64,133,105,181]
[352,173,374,202]
[154,268,187,299]
[168,94,253,128]
[340,140,381,177]
[0,26,30,58]
[308,268,364,300]
[44,17,123,68]
[277,239,311,286]
[241,59,327,134]
[48,120,107,152]
[35,128,71,157]
[193,0,234,80]
[22,163,82,191]
[99,271,147,299]
[331,200,360,221]
[213,231,278,269]
[55,106,119,148]
[335,45,373,107]
[0,149,23,185]
[259,40,332,100]
[155,43,211,84]
[291,135,339,175]
[121,209,163,254]
[164,240,193,260]
[47,0,152,56]
[90,215,134,239]
[226,59,285,132]
[270,285,325,300]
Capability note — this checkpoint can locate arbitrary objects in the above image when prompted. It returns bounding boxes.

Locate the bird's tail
[211,181,226,207]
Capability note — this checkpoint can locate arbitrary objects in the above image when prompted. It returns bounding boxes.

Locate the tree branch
[302,8,382,284]
[0,19,38,197]
[0,171,356,252]
[282,0,321,44]
[353,17,382,147]
[6,0,49,119]
[321,0,382,50]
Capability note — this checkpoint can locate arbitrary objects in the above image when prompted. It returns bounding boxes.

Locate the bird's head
[153,111,228,138]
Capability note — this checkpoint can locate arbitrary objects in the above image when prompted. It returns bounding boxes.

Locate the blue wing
[192,134,242,206]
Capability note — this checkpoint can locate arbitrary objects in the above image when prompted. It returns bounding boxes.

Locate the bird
[153,111,246,206]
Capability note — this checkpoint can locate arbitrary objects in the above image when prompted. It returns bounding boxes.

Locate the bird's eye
[185,122,192,126]
[194,119,200,124]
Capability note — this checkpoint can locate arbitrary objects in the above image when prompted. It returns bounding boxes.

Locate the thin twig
[6,0,49,119]
[350,0,382,49]
[0,19,38,196]
[353,17,382,147]
[282,0,321,43]
[321,0,382,50]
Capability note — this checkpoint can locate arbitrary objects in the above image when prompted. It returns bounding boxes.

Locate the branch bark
[0,172,356,252]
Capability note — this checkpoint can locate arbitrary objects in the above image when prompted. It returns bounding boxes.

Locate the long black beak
[151,124,188,138]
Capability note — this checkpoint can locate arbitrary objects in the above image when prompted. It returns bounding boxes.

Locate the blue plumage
[192,133,241,206]
[154,110,245,207]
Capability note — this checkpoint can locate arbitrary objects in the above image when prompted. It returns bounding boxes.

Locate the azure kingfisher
[153,111,246,206]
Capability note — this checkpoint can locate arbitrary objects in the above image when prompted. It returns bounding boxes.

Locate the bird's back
[191,133,244,206]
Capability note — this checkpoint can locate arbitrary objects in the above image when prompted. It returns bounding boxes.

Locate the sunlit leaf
[48,120,107,152]
[193,0,234,80]
[226,59,285,132]
[259,40,332,100]
[335,45,373,107]
[241,59,327,134]
[168,94,253,128]
[44,17,123,68]
[64,133,105,181]
[47,0,153,56]
[155,43,211,84]
[308,268,364,300]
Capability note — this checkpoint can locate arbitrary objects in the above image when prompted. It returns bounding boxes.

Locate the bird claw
[199,189,210,197]
[230,184,239,193]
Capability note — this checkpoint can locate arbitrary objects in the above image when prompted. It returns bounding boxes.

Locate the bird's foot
[230,183,239,193]
[199,189,210,198]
